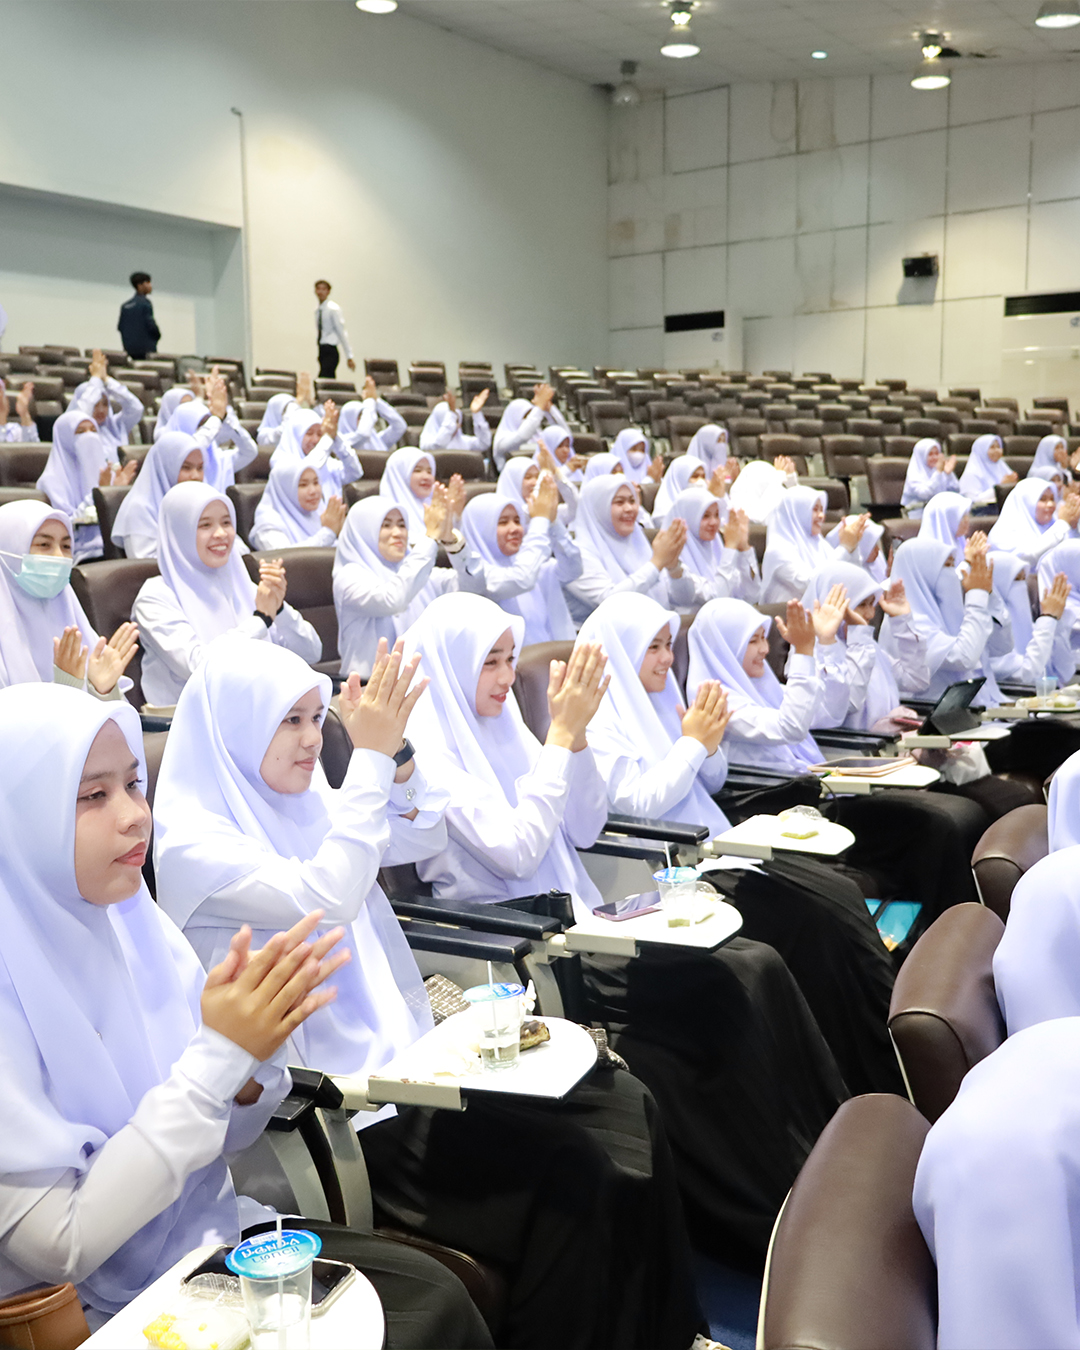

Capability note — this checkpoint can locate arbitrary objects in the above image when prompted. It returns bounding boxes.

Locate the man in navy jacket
[117,271,161,361]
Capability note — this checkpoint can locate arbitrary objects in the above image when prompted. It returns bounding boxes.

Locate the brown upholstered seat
[92,485,133,559]
[667,415,707,457]
[758,1094,935,1350]
[71,558,159,707]
[0,443,51,487]
[0,486,47,507]
[588,400,632,439]
[888,902,1006,1122]
[235,447,273,483]
[512,641,573,741]
[226,483,265,547]
[970,803,1049,920]
[866,458,910,508]
[364,358,399,388]
[243,547,338,667]
[432,449,485,481]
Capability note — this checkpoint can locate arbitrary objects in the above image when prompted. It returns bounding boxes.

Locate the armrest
[389,894,563,941]
[286,1066,345,1111]
[395,916,533,963]
[602,813,710,846]
[140,713,172,732]
[267,1093,316,1133]
[812,728,895,753]
[725,764,797,783]
[998,681,1035,699]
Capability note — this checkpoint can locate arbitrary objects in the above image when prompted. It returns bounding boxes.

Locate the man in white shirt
[314,279,355,379]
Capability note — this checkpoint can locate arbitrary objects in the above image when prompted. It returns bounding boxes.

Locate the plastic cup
[1037,675,1058,701]
[653,866,697,910]
[463,981,524,1072]
[226,1229,321,1349]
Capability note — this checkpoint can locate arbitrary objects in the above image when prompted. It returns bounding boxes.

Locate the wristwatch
[393,738,415,768]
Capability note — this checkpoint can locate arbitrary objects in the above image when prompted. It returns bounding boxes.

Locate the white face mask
[74,430,105,456]
[627,449,646,467]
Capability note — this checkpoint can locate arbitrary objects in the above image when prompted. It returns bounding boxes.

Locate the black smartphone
[594,891,662,922]
[183,1246,356,1312]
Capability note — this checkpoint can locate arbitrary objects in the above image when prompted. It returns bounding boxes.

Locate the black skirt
[361,1068,705,1350]
[581,936,848,1267]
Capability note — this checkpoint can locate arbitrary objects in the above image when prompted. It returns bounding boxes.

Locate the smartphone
[594,891,662,922]
[183,1246,356,1314]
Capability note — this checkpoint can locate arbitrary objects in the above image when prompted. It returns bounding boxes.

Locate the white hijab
[461,493,575,643]
[993,846,1080,1034]
[0,501,96,683]
[728,460,788,524]
[574,475,659,589]
[1039,539,1080,638]
[987,479,1057,555]
[761,485,830,599]
[610,428,652,486]
[685,424,729,475]
[918,491,970,565]
[73,380,134,456]
[578,594,730,834]
[401,592,603,914]
[1029,434,1067,477]
[153,640,431,1077]
[653,454,706,523]
[378,447,435,539]
[0,684,229,1313]
[496,397,568,444]
[258,392,297,441]
[153,387,194,440]
[581,453,622,483]
[669,487,728,581]
[687,597,822,772]
[1049,748,1080,852]
[901,438,947,508]
[958,434,1009,500]
[803,561,897,728]
[253,457,325,546]
[825,515,886,581]
[497,457,536,517]
[155,482,256,640]
[37,408,111,517]
[112,431,199,555]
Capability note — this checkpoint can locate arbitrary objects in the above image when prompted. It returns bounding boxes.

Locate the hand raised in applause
[775,599,815,656]
[546,641,609,753]
[811,583,848,645]
[339,637,428,758]
[680,680,730,757]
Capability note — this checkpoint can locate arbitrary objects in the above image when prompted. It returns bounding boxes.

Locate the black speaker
[903,255,938,278]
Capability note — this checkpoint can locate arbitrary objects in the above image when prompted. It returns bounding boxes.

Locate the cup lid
[653,866,697,883]
[462,981,524,1003]
[226,1229,322,1280]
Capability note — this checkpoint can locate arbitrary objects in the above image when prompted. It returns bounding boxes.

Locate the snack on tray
[520,1019,551,1051]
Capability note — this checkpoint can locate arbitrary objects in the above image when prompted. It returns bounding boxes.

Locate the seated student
[881,536,1001,703]
[249,459,346,552]
[152,637,706,1350]
[378,446,438,543]
[272,402,359,497]
[153,384,197,441]
[728,456,798,524]
[987,477,1080,565]
[460,477,580,644]
[256,389,299,446]
[1028,432,1077,480]
[71,349,144,458]
[402,591,850,1265]
[333,487,469,680]
[667,487,760,604]
[652,454,708,524]
[0,683,485,1349]
[918,490,972,565]
[760,486,865,602]
[492,383,569,471]
[339,375,407,453]
[825,514,887,581]
[535,423,586,484]
[0,378,39,442]
[685,424,734,478]
[164,371,258,491]
[800,561,926,731]
[111,432,205,559]
[37,408,135,563]
[419,386,491,453]
[0,501,138,696]
[913,1016,1080,1350]
[610,428,664,489]
[133,482,320,708]
[564,477,693,622]
[985,552,1071,685]
[958,432,1017,512]
[901,438,960,517]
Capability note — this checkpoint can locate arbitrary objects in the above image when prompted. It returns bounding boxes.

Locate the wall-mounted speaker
[903,255,939,278]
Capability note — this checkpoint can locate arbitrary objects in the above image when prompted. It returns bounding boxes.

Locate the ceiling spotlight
[911,58,951,88]
[612,59,642,106]
[1036,0,1080,26]
[661,3,700,58]
[355,0,397,12]
[811,49,828,58]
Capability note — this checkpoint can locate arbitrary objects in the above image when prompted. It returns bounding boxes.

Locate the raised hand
[470,387,490,413]
[535,445,558,477]
[1001,470,1019,485]
[339,638,428,757]
[942,454,957,475]
[531,382,555,412]
[962,551,993,594]
[647,454,665,483]
[775,599,815,656]
[773,455,796,476]
[53,626,88,681]
[879,579,910,617]
[811,582,848,644]
[206,368,229,421]
[188,370,205,398]
[547,641,609,752]
[296,371,316,408]
[528,472,560,522]
[651,519,686,573]
[201,913,350,1061]
[424,481,451,541]
[724,456,741,482]
[1059,494,1080,529]
[722,507,750,552]
[445,473,466,523]
[255,559,287,616]
[363,374,379,402]
[707,466,729,498]
[838,513,870,553]
[86,622,139,695]
[113,459,138,487]
[320,495,348,536]
[681,680,731,756]
[88,349,108,382]
[15,384,34,425]
[1042,572,1071,620]
[320,399,340,441]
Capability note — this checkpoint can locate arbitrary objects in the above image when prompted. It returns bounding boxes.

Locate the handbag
[0,1283,90,1350]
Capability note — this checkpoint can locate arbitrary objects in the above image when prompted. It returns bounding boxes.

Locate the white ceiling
[398,0,1080,94]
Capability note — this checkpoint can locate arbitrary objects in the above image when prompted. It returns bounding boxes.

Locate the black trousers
[319,343,340,378]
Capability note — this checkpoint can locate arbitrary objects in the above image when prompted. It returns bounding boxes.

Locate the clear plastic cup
[226,1229,321,1349]
[462,981,524,1072]
[653,866,698,912]
[1037,675,1058,702]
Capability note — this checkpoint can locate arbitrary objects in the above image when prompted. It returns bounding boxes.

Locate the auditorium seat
[845,418,885,454]
[71,558,159,708]
[757,1094,935,1350]
[815,402,851,434]
[408,367,446,399]
[243,546,339,669]
[867,458,911,510]
[1016,419,1055,437]
[433,449,486,481]
[760,433,806,470]
[882,434,917,458]
[0,443,50,487]
[888,903,1006,1123]
[364,358,399,388]
[1003,434,1042,457]
[343,480,383,506]
[648,401,688,440]
[226,483,265,547]
[667,416,707,456]
[398,407,430,430]
[92,485,133,559]
[822,435,868,480]
[571,433,605,458]
[904,418,944,438]
[950,386,981,403]
[726,416,766,457]
[970,803,1049,921]
[235,447,273,482]
[0,487,47,506]
[588,400,632,439]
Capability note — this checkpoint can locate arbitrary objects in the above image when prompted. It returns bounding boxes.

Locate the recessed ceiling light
[661,3,700,57]
[811,50,828,59]
[356,0,397,12]
[1036,0,1080,26]
[911,62,951,88]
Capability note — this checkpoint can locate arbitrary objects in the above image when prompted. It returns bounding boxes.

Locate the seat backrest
[226,483,265,547]
[512,641,574,741]
[571,433,605,458]
[364,359,399,386]
[822,435,868,478]
[667,415,707,457]
[432,449,485,481]
[888,902,1006,1123]
[588,401,632,438]
[0,486,47,507]
[71,558,160,707]
[866,457,911,506]
[754,601,790,680]
[970,802,1049,920]
[0,442,51,487]
[242,547,338,662]
[648,401,686,438]
[235,447,273,483]
[92,485,133,560]
[758,1093,935,1350]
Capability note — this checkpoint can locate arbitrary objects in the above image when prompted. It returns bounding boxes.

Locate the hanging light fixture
[356,0,398,13]
[1036,0,1080,26]
[661,3,700,58]
[612,60,643,106]
[911,32,951,87]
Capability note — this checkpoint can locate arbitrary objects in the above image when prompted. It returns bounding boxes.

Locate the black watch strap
[254,609,274,628]
[392,738,415,768]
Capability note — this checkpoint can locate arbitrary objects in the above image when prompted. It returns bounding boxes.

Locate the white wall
[608,62,1080,395]
[0,0,608,377]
